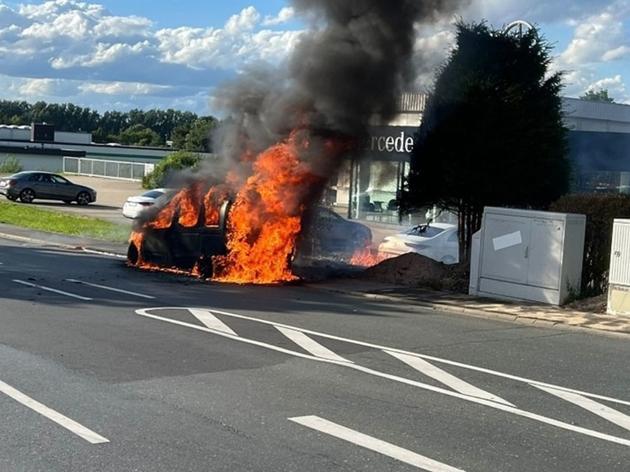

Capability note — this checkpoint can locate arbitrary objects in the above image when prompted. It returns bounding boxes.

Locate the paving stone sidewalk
[309,279,630,336]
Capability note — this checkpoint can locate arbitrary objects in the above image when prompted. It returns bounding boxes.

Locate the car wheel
[76,191,90,206]
[19,188,35,203]
[196,256,214,279]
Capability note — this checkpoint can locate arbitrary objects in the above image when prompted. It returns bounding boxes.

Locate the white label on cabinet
[492,231,523,251]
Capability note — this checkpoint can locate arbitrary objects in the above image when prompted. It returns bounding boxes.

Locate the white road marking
[13,279,92,301]
[0,380,109,444]
[534,385,630,432]
[289,415,465,471]
[386,351,513,406]
[188,309,237,336]
[65,279,155,299]
[81,248,127,259]
[276,326,352,363]
[136,308,630,448]
[180,307,630,408]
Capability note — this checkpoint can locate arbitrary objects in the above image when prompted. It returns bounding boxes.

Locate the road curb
[0,231,127,259]
[309,285,630,337]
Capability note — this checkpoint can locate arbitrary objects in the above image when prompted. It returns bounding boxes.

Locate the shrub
[0,155,22,174]
[142,151,202,189]
[550,193,630,297]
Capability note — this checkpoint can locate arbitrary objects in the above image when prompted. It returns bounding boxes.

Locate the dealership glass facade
[329,96,630,226]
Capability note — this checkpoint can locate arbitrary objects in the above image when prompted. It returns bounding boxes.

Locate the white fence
[63,157,155,181]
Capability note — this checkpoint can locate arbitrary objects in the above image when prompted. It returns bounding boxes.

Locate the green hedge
[550,193,630,297]
[142,151,202,189]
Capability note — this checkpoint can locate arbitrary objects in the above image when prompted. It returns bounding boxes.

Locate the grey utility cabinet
[470,207,586,305]
[608,219,630,316]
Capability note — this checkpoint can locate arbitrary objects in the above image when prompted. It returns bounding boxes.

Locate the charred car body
[127,190,371,278]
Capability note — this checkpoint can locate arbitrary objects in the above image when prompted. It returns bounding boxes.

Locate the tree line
[0,100,218,151]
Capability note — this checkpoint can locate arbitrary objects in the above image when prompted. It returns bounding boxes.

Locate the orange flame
[212,132,323,284]
[204,185,230,227]
[350,247,389,267]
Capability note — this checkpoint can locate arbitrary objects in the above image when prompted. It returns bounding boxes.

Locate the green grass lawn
[0,201,129,242]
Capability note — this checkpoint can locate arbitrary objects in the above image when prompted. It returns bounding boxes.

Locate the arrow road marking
[534,385,630,433]
[13,279,92,301]
[289,415,465,471]
[65,279,155,299]
[276,326,352,363]
[385,351,513,407]
[0,380,109,444]
[136,307,630,448]
[188,309,238,336]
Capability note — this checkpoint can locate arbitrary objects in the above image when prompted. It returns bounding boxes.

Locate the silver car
[0,171,97,205]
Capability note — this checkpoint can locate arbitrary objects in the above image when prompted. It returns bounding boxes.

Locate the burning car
[127,178,372,281]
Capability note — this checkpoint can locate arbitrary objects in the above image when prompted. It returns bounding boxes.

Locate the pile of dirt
[359,253,469,293]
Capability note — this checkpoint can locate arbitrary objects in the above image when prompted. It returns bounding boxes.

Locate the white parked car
[378,222,459,264]
[122,188,173,219]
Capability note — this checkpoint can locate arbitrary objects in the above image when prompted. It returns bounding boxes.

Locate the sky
[0,0,629,115]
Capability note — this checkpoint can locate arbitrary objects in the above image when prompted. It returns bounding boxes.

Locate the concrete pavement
[0,234,629,471]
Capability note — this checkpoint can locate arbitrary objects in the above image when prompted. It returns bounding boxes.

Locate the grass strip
[0,201,129,242]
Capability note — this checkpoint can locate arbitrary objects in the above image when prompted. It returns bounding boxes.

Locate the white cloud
[51,41,151,69]
[224,6,261,34]
[79,81,171,95]
[17,78,58,96]
[155,7,301,70]
[263,7,295,26]
[559,8,630,66]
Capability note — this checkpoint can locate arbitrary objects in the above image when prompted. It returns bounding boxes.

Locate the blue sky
[0,0,628,115]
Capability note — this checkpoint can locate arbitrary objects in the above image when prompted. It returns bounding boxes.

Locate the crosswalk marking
[13,279,92,301]
[0,380,109,444]
[534,385,630,432]
[385,351,514,407]
[276,327,352,363]
[289,415,465,471]
[137,307,630,448]
[188,309,238,336]
[65,279,155,299]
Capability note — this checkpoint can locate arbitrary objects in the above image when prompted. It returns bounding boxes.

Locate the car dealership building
[332,93,630,225]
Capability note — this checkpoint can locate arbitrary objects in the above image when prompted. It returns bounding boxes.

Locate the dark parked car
[0,171,97,205]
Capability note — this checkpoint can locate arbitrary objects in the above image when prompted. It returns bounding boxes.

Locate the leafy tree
[580,88,615,103]
[142,151,202,189]
[180,117,216,152]
[117,124,163,146]
[171,124,191,150]
[0,99,206,146]
[401,22,570,262]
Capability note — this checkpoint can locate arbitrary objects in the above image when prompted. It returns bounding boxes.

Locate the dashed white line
[276,326,352,363]
[65,279,155,299]
[385,351,513,406]
[13,279,92,301]
[289,415,465,471]
[534,385,630,432]
[189,309,237,336]
[0,380,109,444]
[136,308,630,448]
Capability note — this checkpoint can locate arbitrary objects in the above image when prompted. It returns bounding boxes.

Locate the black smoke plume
[213,0,467,174]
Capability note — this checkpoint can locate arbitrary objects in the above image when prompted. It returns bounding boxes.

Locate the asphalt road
[1,237,629,471]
